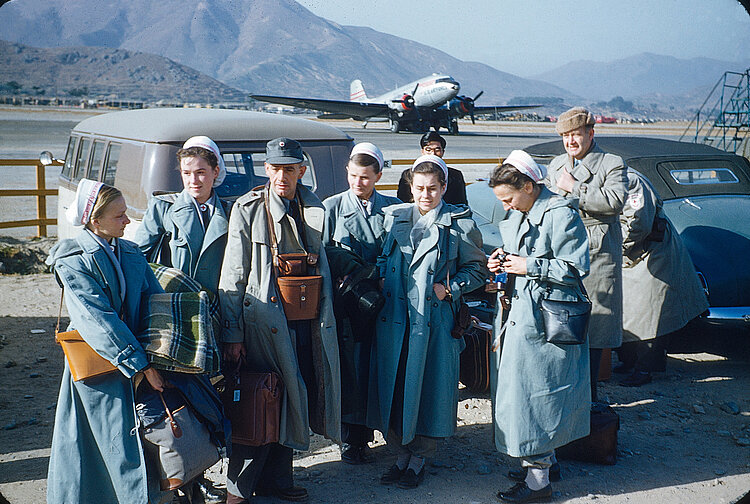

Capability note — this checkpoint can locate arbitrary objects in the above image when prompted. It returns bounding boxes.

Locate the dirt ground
[1,269,749,503]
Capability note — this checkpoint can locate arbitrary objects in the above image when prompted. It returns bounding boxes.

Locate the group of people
[45,106,708,504]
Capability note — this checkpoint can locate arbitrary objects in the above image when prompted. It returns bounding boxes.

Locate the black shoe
[613,362,635,374]
[620,370,652,387]
[192,475,227,504]
[507,463,561,482]
[380,464,405,485]
[496,482,552,503]
[254,485,309,502]
[397,467,425,489]
[341,444,374,465]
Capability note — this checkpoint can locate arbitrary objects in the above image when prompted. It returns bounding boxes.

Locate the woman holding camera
[46,180,167,504]
[487,151,590,503]
[367,155,486,490]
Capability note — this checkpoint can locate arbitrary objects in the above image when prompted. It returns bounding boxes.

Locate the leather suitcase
[557,402,620,465]
[221,370,282,446]
[459,321,492,393]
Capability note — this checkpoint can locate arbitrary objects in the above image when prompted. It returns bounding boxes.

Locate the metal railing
[0,159,61,237]
[376,157,501,190]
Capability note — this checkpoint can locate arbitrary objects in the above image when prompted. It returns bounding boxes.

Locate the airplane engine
[391,93,415,111]
[449,91,483,123]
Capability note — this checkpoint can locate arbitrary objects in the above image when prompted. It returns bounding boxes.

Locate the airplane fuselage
[360,74,461,111]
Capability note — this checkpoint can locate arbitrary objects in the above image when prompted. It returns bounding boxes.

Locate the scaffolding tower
[680,68,750,154]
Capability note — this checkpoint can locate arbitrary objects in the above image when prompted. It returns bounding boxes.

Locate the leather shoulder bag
[55,287,117,381]
[264,187,323,321]
[539,270,591,345]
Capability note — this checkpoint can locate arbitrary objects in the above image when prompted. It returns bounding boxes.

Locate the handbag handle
[157,390,183,438]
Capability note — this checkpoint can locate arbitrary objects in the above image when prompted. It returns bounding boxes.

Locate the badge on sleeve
[627,192,644,210]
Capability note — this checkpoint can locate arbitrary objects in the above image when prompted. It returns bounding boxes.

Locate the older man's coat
[546,142,628,349]
[367,203,487,444]
[219,185,341,450]
[492,187,591,458]
[620,169,709,342]
[45,230,165,504]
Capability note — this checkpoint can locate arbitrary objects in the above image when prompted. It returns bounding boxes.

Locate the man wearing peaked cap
[545,106,628,402]
[219,137,341,503]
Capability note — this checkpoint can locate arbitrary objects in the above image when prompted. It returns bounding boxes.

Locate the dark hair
[420,131,446,149]
[404,161,447,186]
[176,146,218,169]
[349,153,381,173]
[488,163,535,189]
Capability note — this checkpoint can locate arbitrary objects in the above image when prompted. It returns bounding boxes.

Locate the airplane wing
[250,94,390,120]
[472,104,542,114]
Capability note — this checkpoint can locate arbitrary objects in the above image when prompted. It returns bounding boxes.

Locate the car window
[61,136,77,179]
[103,143,121,186]
[669,168,739,185]
[73,137,92,181]
[217,151,316,199]
[88,140,107,181]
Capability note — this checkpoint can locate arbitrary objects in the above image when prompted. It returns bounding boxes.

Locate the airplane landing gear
[390,120,401,133]
[447,120,459,135]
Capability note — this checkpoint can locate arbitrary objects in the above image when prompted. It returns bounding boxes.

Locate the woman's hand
[223,343,246,364]
[487,248,505,274]
[433,282,449,301]
[143,366,168,392]
[502,254,527,275]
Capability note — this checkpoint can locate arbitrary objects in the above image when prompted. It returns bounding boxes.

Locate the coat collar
[265,184,325,253]
[389,203,455,265]
[568,142,605,182]
[341,190,378,242]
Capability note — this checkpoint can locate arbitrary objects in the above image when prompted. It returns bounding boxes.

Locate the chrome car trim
[705,307,750,323]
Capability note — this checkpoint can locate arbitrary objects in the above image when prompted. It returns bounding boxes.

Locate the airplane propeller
[450,90,484,124]
[391,83,422,120]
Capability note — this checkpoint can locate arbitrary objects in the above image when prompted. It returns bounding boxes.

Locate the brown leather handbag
[221,364,282,446]
[264,187,323,321]
[55,289,117,382]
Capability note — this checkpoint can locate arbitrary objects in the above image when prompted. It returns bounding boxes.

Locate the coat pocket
[587,224,606,254]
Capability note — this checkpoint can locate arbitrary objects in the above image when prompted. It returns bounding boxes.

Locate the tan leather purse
[55,289,117,381]
[264,186,323,321]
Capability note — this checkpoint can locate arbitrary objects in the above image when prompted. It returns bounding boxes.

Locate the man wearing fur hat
[545,107,628,402]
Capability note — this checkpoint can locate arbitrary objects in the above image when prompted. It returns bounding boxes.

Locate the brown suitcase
[459,321,492,393]
[557,402,620,465]
[221,369,282,446]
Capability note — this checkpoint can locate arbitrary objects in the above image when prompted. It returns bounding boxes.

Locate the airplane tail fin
[350,79,368,102]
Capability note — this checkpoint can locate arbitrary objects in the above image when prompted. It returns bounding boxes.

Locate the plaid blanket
[138,264,221,374]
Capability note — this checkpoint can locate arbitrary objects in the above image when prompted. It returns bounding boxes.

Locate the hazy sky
[296,0,750,77]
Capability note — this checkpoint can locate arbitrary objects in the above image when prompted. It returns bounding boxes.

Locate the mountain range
[0,0,746,117]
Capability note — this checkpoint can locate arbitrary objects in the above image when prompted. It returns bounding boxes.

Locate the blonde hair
[86,184,123,228]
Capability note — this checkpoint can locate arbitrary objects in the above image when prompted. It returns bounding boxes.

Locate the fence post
[35,162,47,237]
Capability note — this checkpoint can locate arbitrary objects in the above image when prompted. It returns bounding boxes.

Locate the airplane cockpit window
[435,77,455,84]
[217,151,316,200]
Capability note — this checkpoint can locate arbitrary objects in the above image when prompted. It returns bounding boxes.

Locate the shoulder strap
[263,185,281,274]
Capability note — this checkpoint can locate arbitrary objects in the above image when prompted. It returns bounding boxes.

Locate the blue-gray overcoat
[135,190,229,293]
[323,188,400,425]
[367,203,487,443]
[323,189,401,263]
[45,230,166,504]
[492,187,591,458]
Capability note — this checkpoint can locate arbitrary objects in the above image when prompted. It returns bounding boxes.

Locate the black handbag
[540,273,591,345]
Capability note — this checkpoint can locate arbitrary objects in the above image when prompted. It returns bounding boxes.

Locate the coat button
[531,247,536,252]
[271,327,278,334]
[513,294,519,300]
[387,292,391,297]
[391,267,396,272]
[510,321,515,326]
[428,269,434,274]
[270,296,277,303]
[243,300,250,307]
[381,317,386,322]
[433,303,438,307]
[427,322,431,327]
[426,296,431,301]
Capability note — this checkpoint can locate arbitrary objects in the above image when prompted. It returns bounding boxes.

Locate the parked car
[467,136,750,328]
[47,108,354,240]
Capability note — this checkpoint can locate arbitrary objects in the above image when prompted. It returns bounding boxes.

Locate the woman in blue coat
[135,136,229,294]
[323,142,400,464]
[487,151,590,503]
[46,180,168,504]
[367,155,487,490]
